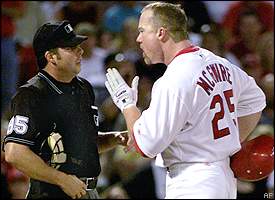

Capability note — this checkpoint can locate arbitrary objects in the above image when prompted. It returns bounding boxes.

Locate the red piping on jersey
[132,131,148,158]
[172,45,200,61]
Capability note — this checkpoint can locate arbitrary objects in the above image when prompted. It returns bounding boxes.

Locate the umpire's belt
[80,177,97,190]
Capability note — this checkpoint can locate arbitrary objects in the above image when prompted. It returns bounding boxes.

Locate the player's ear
[45,51,57,65]
[157,27,168,42]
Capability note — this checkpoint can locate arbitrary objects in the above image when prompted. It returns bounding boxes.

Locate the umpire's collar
[38,70,80,95]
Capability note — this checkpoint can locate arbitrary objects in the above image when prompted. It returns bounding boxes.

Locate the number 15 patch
[7,115,29,135]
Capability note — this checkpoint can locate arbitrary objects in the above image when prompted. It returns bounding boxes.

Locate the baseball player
[105,2,266,199]
[3,20,127,199]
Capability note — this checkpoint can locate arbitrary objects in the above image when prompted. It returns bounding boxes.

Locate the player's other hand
[105,68,139,112]
[123,134,135,153]
[58,173,87,199]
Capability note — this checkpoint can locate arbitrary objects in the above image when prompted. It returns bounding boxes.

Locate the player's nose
[136,33,142,44]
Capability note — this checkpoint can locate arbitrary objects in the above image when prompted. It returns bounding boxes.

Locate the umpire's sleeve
[3,87,42,150]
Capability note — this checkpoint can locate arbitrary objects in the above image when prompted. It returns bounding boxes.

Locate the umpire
[3,20,127,199]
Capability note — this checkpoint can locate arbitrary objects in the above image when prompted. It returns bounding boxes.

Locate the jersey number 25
[210,89,235,139]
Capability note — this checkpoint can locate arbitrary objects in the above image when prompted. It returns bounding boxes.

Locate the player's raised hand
[105,68,139,111]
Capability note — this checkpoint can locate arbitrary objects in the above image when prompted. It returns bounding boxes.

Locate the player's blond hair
[142,2,188,42]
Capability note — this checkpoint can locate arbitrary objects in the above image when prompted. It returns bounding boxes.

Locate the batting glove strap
[113,84,136,111]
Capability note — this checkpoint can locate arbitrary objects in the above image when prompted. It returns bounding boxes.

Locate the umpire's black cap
[33,20,88,69]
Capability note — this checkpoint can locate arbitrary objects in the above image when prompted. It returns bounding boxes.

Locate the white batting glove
[105,68,139,112]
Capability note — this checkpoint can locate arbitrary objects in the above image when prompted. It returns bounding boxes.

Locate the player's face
[56,45,84,76]
[136,10,164,65]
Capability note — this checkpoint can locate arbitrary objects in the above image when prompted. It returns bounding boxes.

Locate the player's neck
[164,39,193,65]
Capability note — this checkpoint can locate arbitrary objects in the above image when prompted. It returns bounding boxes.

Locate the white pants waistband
[167,158,230,177]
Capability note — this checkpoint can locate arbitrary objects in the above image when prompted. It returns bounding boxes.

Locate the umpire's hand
[58,173,87,199]
[114,130,128,146]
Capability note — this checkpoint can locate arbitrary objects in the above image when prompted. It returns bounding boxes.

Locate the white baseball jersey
[133,46,266,167]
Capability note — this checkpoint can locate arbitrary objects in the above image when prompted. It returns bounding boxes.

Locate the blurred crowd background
[1,1,274,199]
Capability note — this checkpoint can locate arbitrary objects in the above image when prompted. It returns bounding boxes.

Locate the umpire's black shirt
[3,70,101,197]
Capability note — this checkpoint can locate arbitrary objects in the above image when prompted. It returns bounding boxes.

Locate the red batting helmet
[230,135,274,182]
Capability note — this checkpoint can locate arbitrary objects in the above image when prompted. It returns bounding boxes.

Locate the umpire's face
[136,9,164,65]
[48,45,84,76]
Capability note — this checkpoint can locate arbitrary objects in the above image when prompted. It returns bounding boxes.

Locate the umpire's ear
[45,50,57,66]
